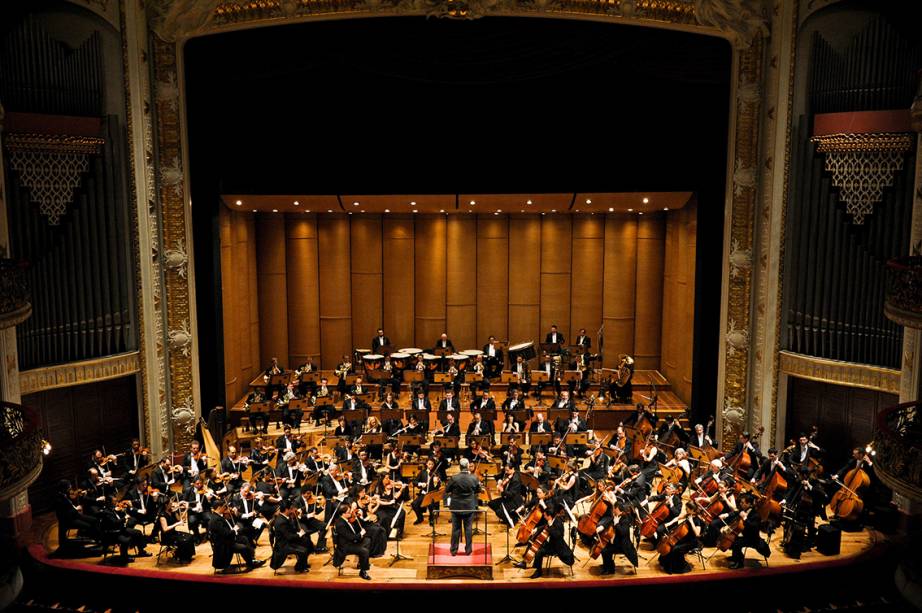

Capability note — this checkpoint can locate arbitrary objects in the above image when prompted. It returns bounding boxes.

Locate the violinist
[524,502,574,578]
[333,503,372,580]
[182,476,216,542]
[181,440,208,486]
[121,438,150,478]
[585,440,610,481]
[312,376,333,426]
[489,464,525,527]
[352,450,374,486]
[249,437,275,471]
[271,502,311,573]
[500,435,524,469]
[621,464,648,502]
[54,479,101,547]
[219,445,248,494]
[598,499,639,575]
[254,470,283,521]
[232,481,266,545]
[208,503,264,572]
[547,433,568,458]
[320,466,352,519]
[412,458,442,525]
[523,452,551,489]
[276,451,305,499]
[658,501,702,574]
[84,468,117,513]
[150,457,177,495]
[375,477,408,538]
[555,407,586,436]
[295,489,327,552]
[470,390,496,413]
[466,411,495,444]
[726,493,771,569]
[352,490,388,556]
[464,439,492,464]
[98,500,151,563]
[552,460,579,505]
[430,442,449,481]
[304,446,326,474]
[158,499,195,563]
[125,478,161,528]
[90,449,122,486]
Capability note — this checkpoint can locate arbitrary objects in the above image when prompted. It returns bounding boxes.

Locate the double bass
[828,457,870,522]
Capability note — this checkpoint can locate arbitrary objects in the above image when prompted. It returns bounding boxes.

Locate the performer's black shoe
[359,570,372,580]
[529,569,543,579]
[513,561,527,569]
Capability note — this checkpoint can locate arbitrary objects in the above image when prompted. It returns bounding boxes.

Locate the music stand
[421,487,447,538]
[500,372,519,384]
[467,434,493,449]
[388,503,412,565]
[518,472,539,492]
[540,343,561,355]
[403,371,424,384]
[434,373,453,384]
[562,371,581,385]
[465,372,484,383]
[495,502,519,566]
[546,455,569,472]
[359,433,385,447]
[529,433,551,450]
[379,344,395,356]
[300,372,320,383]
[499,432,521,447]
[433,348,453,357]
[269,373,292,387]
[433,435,459,451]
[397,434,424,453]
[379,408,403,424]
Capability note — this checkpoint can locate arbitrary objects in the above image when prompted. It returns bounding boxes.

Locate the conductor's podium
[427,543,493,580]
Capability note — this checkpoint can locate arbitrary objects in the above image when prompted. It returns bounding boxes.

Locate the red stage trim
[26,542,885,591]
[813,110,911,136]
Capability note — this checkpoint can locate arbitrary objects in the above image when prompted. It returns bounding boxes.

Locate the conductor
[446,457,481,556]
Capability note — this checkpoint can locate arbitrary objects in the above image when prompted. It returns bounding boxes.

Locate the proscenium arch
[141,0,766,452]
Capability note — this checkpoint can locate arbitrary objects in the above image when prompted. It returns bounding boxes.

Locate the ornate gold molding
[19,351,141,395]
[779,350,900,395]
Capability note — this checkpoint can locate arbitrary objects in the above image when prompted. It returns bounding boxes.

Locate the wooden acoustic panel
[446,215,477,350]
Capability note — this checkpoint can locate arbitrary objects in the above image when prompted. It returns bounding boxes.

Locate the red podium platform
[427,543,493,580]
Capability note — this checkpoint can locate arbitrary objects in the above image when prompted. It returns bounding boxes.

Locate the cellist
[726,493,771,569]
[521,501,575,578]
[658,501,703,575]
[640,481,682,544]
[752,447,789,486]
[598,498,639,575]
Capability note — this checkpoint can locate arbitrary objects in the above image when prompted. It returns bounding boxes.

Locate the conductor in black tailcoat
[446,458,481,555]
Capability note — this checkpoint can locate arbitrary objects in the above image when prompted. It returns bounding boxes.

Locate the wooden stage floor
[33,512,881,588]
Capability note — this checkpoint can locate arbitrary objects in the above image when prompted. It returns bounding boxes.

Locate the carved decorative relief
[779,350,900,395]
[19,352,141,395]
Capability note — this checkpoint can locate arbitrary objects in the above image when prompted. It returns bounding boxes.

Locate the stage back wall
[219,205,696,407]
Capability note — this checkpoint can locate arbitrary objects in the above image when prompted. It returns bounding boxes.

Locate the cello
[828,454,871,522]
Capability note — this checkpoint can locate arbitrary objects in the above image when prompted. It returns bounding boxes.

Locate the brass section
[779,350,900,395]
[153,37,195,449]
[19,351,141,395]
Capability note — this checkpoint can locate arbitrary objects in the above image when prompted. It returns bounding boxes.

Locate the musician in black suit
[446,458,481,555]
[752,447,789,485]
[555,407,586,435]
[320,467,351,520]
[124,479,160,529]
[270,503,310,572]
[483,335,504,379]
[276,452,304,500]
[342,393,370,413]
[599,500,639,575]
[54,481,101,546]
[208,503,264,572]
[183,478,216,542]
[782,433,823,472]
[510,355,532,396]
[275,426,305,461]
[120,438,149,479]
[181,441,209,487]
[488,464,525,526]
[411,388,432,412]
[333,504,372,580]
[551,390,576,413]
[525,502,574,578]
[411,458,442,525]
[728,431,761,480]
[535,353,561,397]
[466,412,495,444]
[529,412,551,434]
[439,390,460,412]
[575,328,591,349]
[371,329,391,354]
[433,412,461,437]
[470,391,496,413]
[264,357,286,398]
[231,481,266,545]
[544,325,565,347]
[433,333,455,353]
[727,494,771,569]
[294,489,328,552]
[657,416,690,446]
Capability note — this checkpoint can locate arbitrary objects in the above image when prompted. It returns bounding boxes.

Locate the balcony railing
[885,256,922,330]
[874,400,922,502]
[0,401,43,499]
[0,258,31,329]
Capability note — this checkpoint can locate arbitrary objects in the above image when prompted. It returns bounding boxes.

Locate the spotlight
[410,201,416,206]
[470,200,476,205]
[609,207,614,212]
[42,439,52,456]
[385,209,390,213]
[272,209,278,213]
[628,208,633,212]
[293,201,300,206]
[585,199,592,204]
[643,197,649,204]
[235,200,242,205]
[526,199,533,205]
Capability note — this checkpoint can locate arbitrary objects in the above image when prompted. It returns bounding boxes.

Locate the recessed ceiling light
[410,201,416,206]
[638,211,644,215]
[551,209,556,213]
[385,209,390,213]
[526,199,533,205]
[585,199,592,204]
[664,207,669,211]
[348,212,353,215]
[306,210,310,213]
[361,210,365,213]
[235,200,242,205]
[609,207,614,212]
[439,209,445,213]
[293,201,299,206]
[628,208,633,212]
[272,209,278,213]
[494,212,499,216]
[520,209,525,213]
[497,209,502,213]
[413,210,418,213]
[328,209,333,213]
[575,209,579,212]
[642,197,649,204]
[353,201,359,206]
[252,209,257,213]
[541,212,546,216]
[470,200,476,205]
